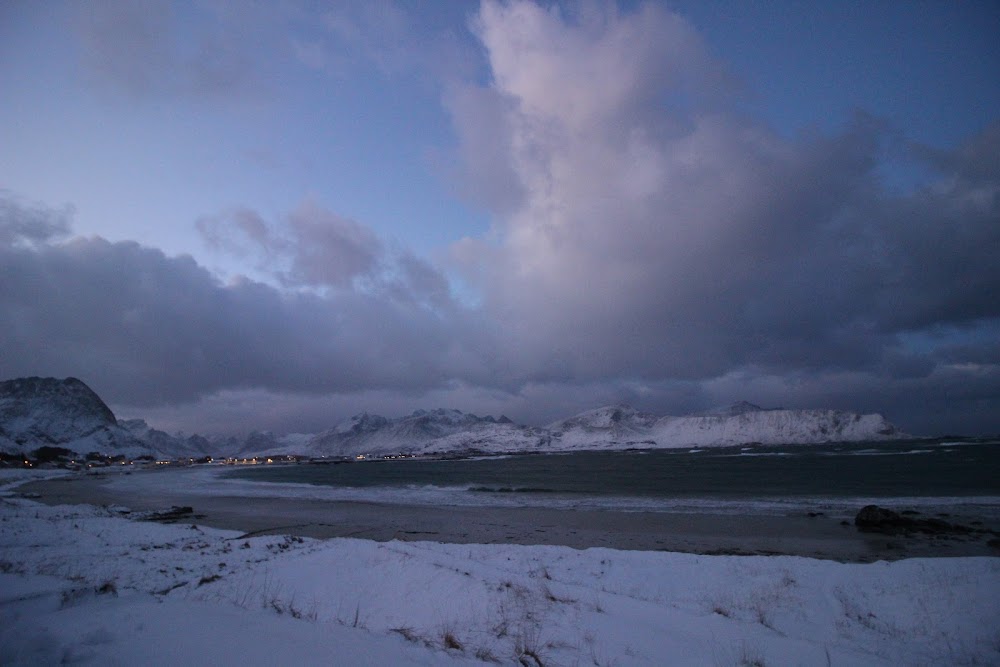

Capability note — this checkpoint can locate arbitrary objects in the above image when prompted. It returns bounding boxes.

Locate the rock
[855,504,978,536]
[855,505,905,529]
[141,506,198,523]
[0,376,151,458]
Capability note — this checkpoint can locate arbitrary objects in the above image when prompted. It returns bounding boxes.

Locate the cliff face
[0,377,150,457]
[546,403,905,451]
[0,377,115,443]
[650,408,902,447]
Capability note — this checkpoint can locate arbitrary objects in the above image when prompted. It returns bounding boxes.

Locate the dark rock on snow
[854,505,979,536]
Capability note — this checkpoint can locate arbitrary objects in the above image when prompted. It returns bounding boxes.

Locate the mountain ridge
[0,377,153,458]
[0,377,908,460]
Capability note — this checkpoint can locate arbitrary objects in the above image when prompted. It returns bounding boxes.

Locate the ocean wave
[468,486,559,494]
[111,467,1000,520]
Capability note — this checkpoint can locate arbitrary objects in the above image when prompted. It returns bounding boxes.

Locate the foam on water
[116,463,1000,523]
[203,439,1000,519]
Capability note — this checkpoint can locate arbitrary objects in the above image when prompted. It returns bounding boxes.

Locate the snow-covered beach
[2,467,999,665]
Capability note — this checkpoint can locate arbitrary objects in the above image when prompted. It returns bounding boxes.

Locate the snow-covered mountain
[545,405,660,449]
[0,377,154,458]
[117,419,216,460]
[687,401,768,418]
[237,408,551,458]
[651,408,901,447]
[1,376,907,461]
[237,403,904,459]
[546,402,903,450]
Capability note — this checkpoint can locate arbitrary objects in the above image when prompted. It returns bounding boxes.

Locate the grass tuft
[443,630,463,651]
[390,627,418,643]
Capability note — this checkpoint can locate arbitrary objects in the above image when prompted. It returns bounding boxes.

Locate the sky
[1,0,999,437]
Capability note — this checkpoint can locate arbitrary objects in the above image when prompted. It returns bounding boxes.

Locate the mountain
[238,408,551,458]
[0,377,153,458]
[547,402,904,450]
[651,407,902,447]
[1,376,907,461]
[241,403,904,459]
[546,405,659,449]
[118,419,216,460]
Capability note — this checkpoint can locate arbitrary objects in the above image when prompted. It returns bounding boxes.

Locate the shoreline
[4,486,998,666]
[17,466,1000,562]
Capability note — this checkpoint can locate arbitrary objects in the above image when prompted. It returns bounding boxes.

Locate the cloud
[448,1,1000,394]
[3,1,998,436]
[196,201,460,313]
[283,204,384,288]
[75,0,251,98]
[197,203,383,289]
[72,1,318,100]
[0,195,493,408]
[72,0,476,102]
[442,85,525,215]
[0,191,72,247]
[319,1,476,82]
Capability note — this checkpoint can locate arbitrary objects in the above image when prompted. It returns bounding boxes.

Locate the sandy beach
[18,466,1000,562]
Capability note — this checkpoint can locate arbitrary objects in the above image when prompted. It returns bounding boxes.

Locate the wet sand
[18,467,1000,562]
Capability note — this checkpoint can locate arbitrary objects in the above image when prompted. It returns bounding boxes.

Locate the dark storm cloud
[0,197,493,407]
[3,1,997,435]
[449,2,1000,396]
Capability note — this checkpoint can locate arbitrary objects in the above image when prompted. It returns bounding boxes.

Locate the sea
[223,438,1000,520]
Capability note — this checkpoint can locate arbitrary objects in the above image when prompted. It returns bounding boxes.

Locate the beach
[3,467,999,665]
[18,465,1000,562]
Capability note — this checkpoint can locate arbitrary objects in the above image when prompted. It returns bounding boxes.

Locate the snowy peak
[118,419,215,460]
[333,412,390,435]
[546,405,660,449]
[547,404,657,431]
[0,376,117,439]
[252,408,550,458]
[0,375,908,460]
[0,376,152,458]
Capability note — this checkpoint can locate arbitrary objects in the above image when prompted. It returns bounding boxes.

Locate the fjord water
[225,439,1000,517]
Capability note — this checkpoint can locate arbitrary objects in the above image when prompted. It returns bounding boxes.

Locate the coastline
[17,466,1000,562]
[4,467,999,665]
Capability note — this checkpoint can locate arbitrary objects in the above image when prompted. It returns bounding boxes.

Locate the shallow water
[224,439,1000,518]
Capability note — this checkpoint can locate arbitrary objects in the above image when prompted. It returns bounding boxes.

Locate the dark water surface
[224,439,999,513]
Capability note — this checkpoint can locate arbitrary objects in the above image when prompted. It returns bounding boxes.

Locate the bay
[223,438,1000,517]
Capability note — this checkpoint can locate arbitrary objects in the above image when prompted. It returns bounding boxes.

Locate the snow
[0,377,157,459]
[549,405,905,451]
[2,376,907,461]
[0,468,72,494]
[651,409,903,447]
[232,403,905,460]
[1,477,997,665]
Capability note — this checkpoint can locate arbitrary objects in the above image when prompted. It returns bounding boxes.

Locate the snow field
[1,496,998,665]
